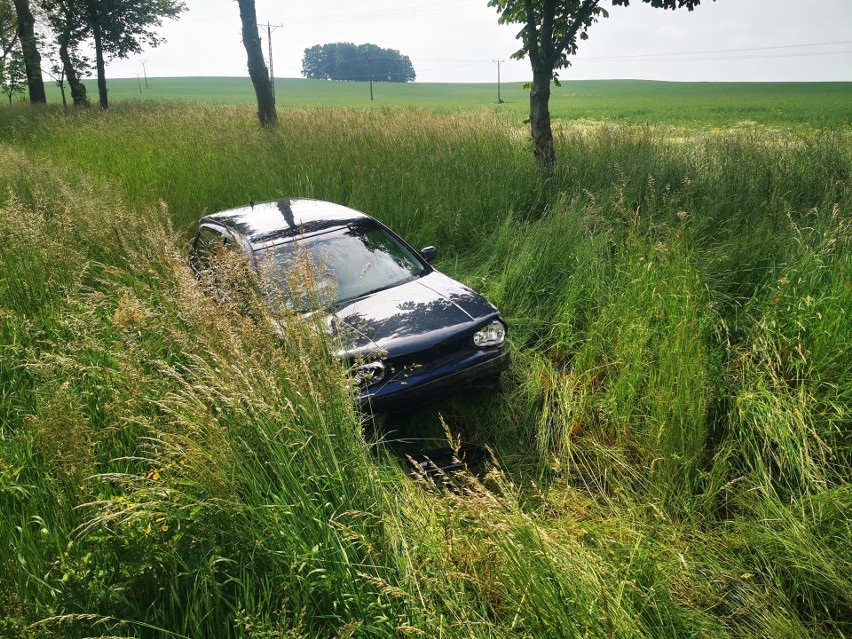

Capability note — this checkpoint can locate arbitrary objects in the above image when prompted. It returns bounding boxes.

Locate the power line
[576,40,852,62]
[417,61,492,73]
[371,41,852,73]
[650,49,852,63]
[418,57,493,63]
[290,0,478,25]
[419,42,852,72]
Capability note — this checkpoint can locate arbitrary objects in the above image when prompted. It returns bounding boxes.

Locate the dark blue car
[190,198,509,410]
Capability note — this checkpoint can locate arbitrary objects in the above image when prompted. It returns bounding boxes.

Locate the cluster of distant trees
[302,42,415,83]
[0,0,185,108]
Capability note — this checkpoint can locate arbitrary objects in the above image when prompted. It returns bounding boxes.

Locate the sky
[102,0,852,83]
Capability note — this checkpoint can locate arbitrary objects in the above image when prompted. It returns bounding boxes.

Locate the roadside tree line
[1,0,185,108]
[2,0,721,182]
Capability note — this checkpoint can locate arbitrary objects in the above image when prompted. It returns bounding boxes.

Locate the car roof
[199,198,372,248]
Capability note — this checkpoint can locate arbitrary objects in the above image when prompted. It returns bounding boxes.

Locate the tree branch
[540,0,555,63]
[523,0,541,69]
[550,0,600,66]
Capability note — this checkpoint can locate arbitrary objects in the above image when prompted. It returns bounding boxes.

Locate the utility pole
[366,55,374,101]
[136,73,142,94]
[493,59,504,103]
[140,59,148,88]
[259,22,283,102]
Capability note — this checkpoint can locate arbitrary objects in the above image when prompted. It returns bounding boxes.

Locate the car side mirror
[420,246,437,262]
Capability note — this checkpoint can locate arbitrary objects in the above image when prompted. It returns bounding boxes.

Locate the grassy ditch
[0,103,849,638]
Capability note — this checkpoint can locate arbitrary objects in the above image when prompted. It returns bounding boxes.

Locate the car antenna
[249,200,255,209]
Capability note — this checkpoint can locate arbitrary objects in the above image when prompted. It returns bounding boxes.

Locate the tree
[302,42,415,82]
[0,0,27,103]
[301,43,333,80]
[0,0,16,57]
[44,49,67,105]
[12,0,45,102]
[39,0,89,106]
[488,0,712,175]
[83,0,186,109]
[236,0,276,127]
[0,46,26,103]
[47,58,68,107]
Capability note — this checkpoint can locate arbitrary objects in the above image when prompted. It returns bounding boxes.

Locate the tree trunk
[60,40,88,107]
[92,21,108,109]
[236,0,276,127]
[529,68,555,177]
[12,0,46,103]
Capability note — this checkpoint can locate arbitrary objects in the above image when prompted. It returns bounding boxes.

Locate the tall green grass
[0,102,849,637]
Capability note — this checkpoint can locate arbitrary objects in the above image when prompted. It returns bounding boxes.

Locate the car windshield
[258,221,427,310]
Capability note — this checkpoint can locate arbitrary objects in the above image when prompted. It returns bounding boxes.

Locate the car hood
[328,271,499,358]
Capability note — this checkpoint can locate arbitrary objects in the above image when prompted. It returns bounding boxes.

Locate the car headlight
[473,320,506,348]
[349,361,386,387]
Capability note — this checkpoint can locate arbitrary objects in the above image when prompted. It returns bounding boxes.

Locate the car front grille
[383,338,475,381]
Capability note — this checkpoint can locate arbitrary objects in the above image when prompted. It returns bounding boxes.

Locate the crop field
[44,76,852,128]
[0,85,850,638]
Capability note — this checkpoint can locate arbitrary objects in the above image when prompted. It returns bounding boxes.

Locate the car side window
[191,226,227,272]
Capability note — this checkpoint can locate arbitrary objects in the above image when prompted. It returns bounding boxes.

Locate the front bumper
[357,347,509,411]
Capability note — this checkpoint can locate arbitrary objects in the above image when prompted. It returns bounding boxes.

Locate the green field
[0,87,850,638]
[43,76,852,128]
